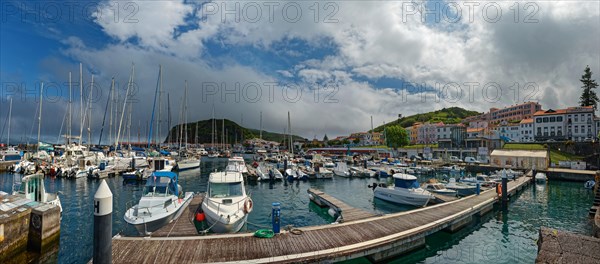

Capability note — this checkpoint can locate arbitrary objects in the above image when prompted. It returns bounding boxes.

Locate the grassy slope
[373,107,480,132]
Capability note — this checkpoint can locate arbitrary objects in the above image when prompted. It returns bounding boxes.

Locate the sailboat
[176,81,200,171]
[207,105,219,158]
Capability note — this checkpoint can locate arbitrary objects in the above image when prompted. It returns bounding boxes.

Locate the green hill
[373,107,480,132]
[165,119,305,144]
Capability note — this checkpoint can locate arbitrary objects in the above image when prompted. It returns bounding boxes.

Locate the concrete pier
[536,227,600,263]
[0,194,61,262]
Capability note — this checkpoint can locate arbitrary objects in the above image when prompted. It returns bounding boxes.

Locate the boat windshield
[209,182,243,198]
[395,179,420,189]
[143,177,175,197]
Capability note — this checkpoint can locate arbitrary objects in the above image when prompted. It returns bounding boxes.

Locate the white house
[519,118,534,142]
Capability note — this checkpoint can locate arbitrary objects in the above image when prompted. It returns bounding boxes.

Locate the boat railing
[205,196,250,216]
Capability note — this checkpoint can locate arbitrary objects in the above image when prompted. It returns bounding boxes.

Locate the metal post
[476,182,480,195]
[272,202,281,234]
[93,180,113,264]
[283,159,288,172]
[501,169,508,210]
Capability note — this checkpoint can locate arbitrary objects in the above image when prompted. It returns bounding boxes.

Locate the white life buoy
[243,198,253,214]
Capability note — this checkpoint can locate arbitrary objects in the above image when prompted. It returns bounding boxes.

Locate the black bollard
[501,169,508,210]
[284,159,288,172]
[363,159,367,169]
[93,180,113,264]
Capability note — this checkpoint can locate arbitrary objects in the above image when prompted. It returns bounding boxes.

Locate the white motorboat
[256,164,283,181]
[535,172,547,183]
[584,180,595,189]
[124,171,194,235]
[285,165,309,181]
[422,183,457,195]
[444,178,477,196]
[226,156,248,174]
[317,167,334,179]
[372,173,434,207]
[333,162,351,177]
[149,157,176,172]
[13,173,62,213]
[201,171,253,233]
[177,156,201,171]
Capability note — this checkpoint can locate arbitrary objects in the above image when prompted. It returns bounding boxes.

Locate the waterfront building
[533,106,598,142]
[490,149,549,170]
[437,124,466,148]
[519,119,534,142]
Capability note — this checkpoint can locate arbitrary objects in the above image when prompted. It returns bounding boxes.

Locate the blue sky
[1,0,599,144]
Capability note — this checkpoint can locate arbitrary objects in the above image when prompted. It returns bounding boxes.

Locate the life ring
[244,198,253,214]
[496,183,503,195]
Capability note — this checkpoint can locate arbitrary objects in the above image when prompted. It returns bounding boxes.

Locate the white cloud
[52,0,600,139]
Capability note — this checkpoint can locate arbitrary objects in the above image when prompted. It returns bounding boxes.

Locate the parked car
[583,138,594,142]
[449,156,462,163]
[464,157,480,164]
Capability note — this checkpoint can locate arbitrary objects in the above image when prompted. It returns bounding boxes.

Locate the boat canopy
[393,173,420,189]
[146,171,178,195]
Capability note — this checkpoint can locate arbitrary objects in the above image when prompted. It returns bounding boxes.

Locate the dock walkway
[308,188,377,222]
[150,194,204,237]
[111,176,532,263]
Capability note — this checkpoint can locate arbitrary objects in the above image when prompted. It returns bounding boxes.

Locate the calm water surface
[0,157,594,264]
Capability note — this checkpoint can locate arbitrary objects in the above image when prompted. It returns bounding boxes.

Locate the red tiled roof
[520,118,533,124]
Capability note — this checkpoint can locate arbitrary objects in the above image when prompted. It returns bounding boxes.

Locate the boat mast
[117,63,134,149]
[259,111,262,139]
[68,72,72,145]
[167,93,171,145]
[211,104,215,150]
[147,65,161,149]
[222,118,225,151]
[184,80,188,149]
[88,74,93,147]
[7,97,12,146]
[157,64,163,147]
[108,78,114,145]
[98,78,112,145]
[79,63,83,145]
[37,82,44,148]
[288,111,293,155]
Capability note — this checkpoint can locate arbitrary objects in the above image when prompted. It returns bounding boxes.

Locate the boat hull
[202,205,248,233]
[125,193,194,235]
[374,187,433,207]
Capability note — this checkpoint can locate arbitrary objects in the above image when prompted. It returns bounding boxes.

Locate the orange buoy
[195,212,205,222]
[496,183,503,196]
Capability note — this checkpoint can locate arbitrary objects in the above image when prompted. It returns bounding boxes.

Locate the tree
[386,125,409,148]
[341,139,350,145]
[579,65,599,110]
[353,138,360,144]
[323,134,329,142]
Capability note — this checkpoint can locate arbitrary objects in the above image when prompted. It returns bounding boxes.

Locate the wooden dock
[308,188,377,222]
[150,194,204,237]
[111,175,532,263]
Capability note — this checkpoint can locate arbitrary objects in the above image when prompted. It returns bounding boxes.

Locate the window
[550,117,555,122]
[210,182,243,198]
[536,118,542,123]
[557,116,563,122]
[582,126,585,133]
[543,117,548,122]
[575,116,578,122]
[537,127,541,135]
[575,127,579,133]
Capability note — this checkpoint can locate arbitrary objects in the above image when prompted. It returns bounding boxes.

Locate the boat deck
[150,194,205,237]
[307,188,378,222]
[111,175,532,263]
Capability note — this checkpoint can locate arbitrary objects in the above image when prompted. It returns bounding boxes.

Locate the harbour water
[0,156,595,264]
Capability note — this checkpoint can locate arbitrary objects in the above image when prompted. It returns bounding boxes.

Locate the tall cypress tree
[579,65,599,109]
